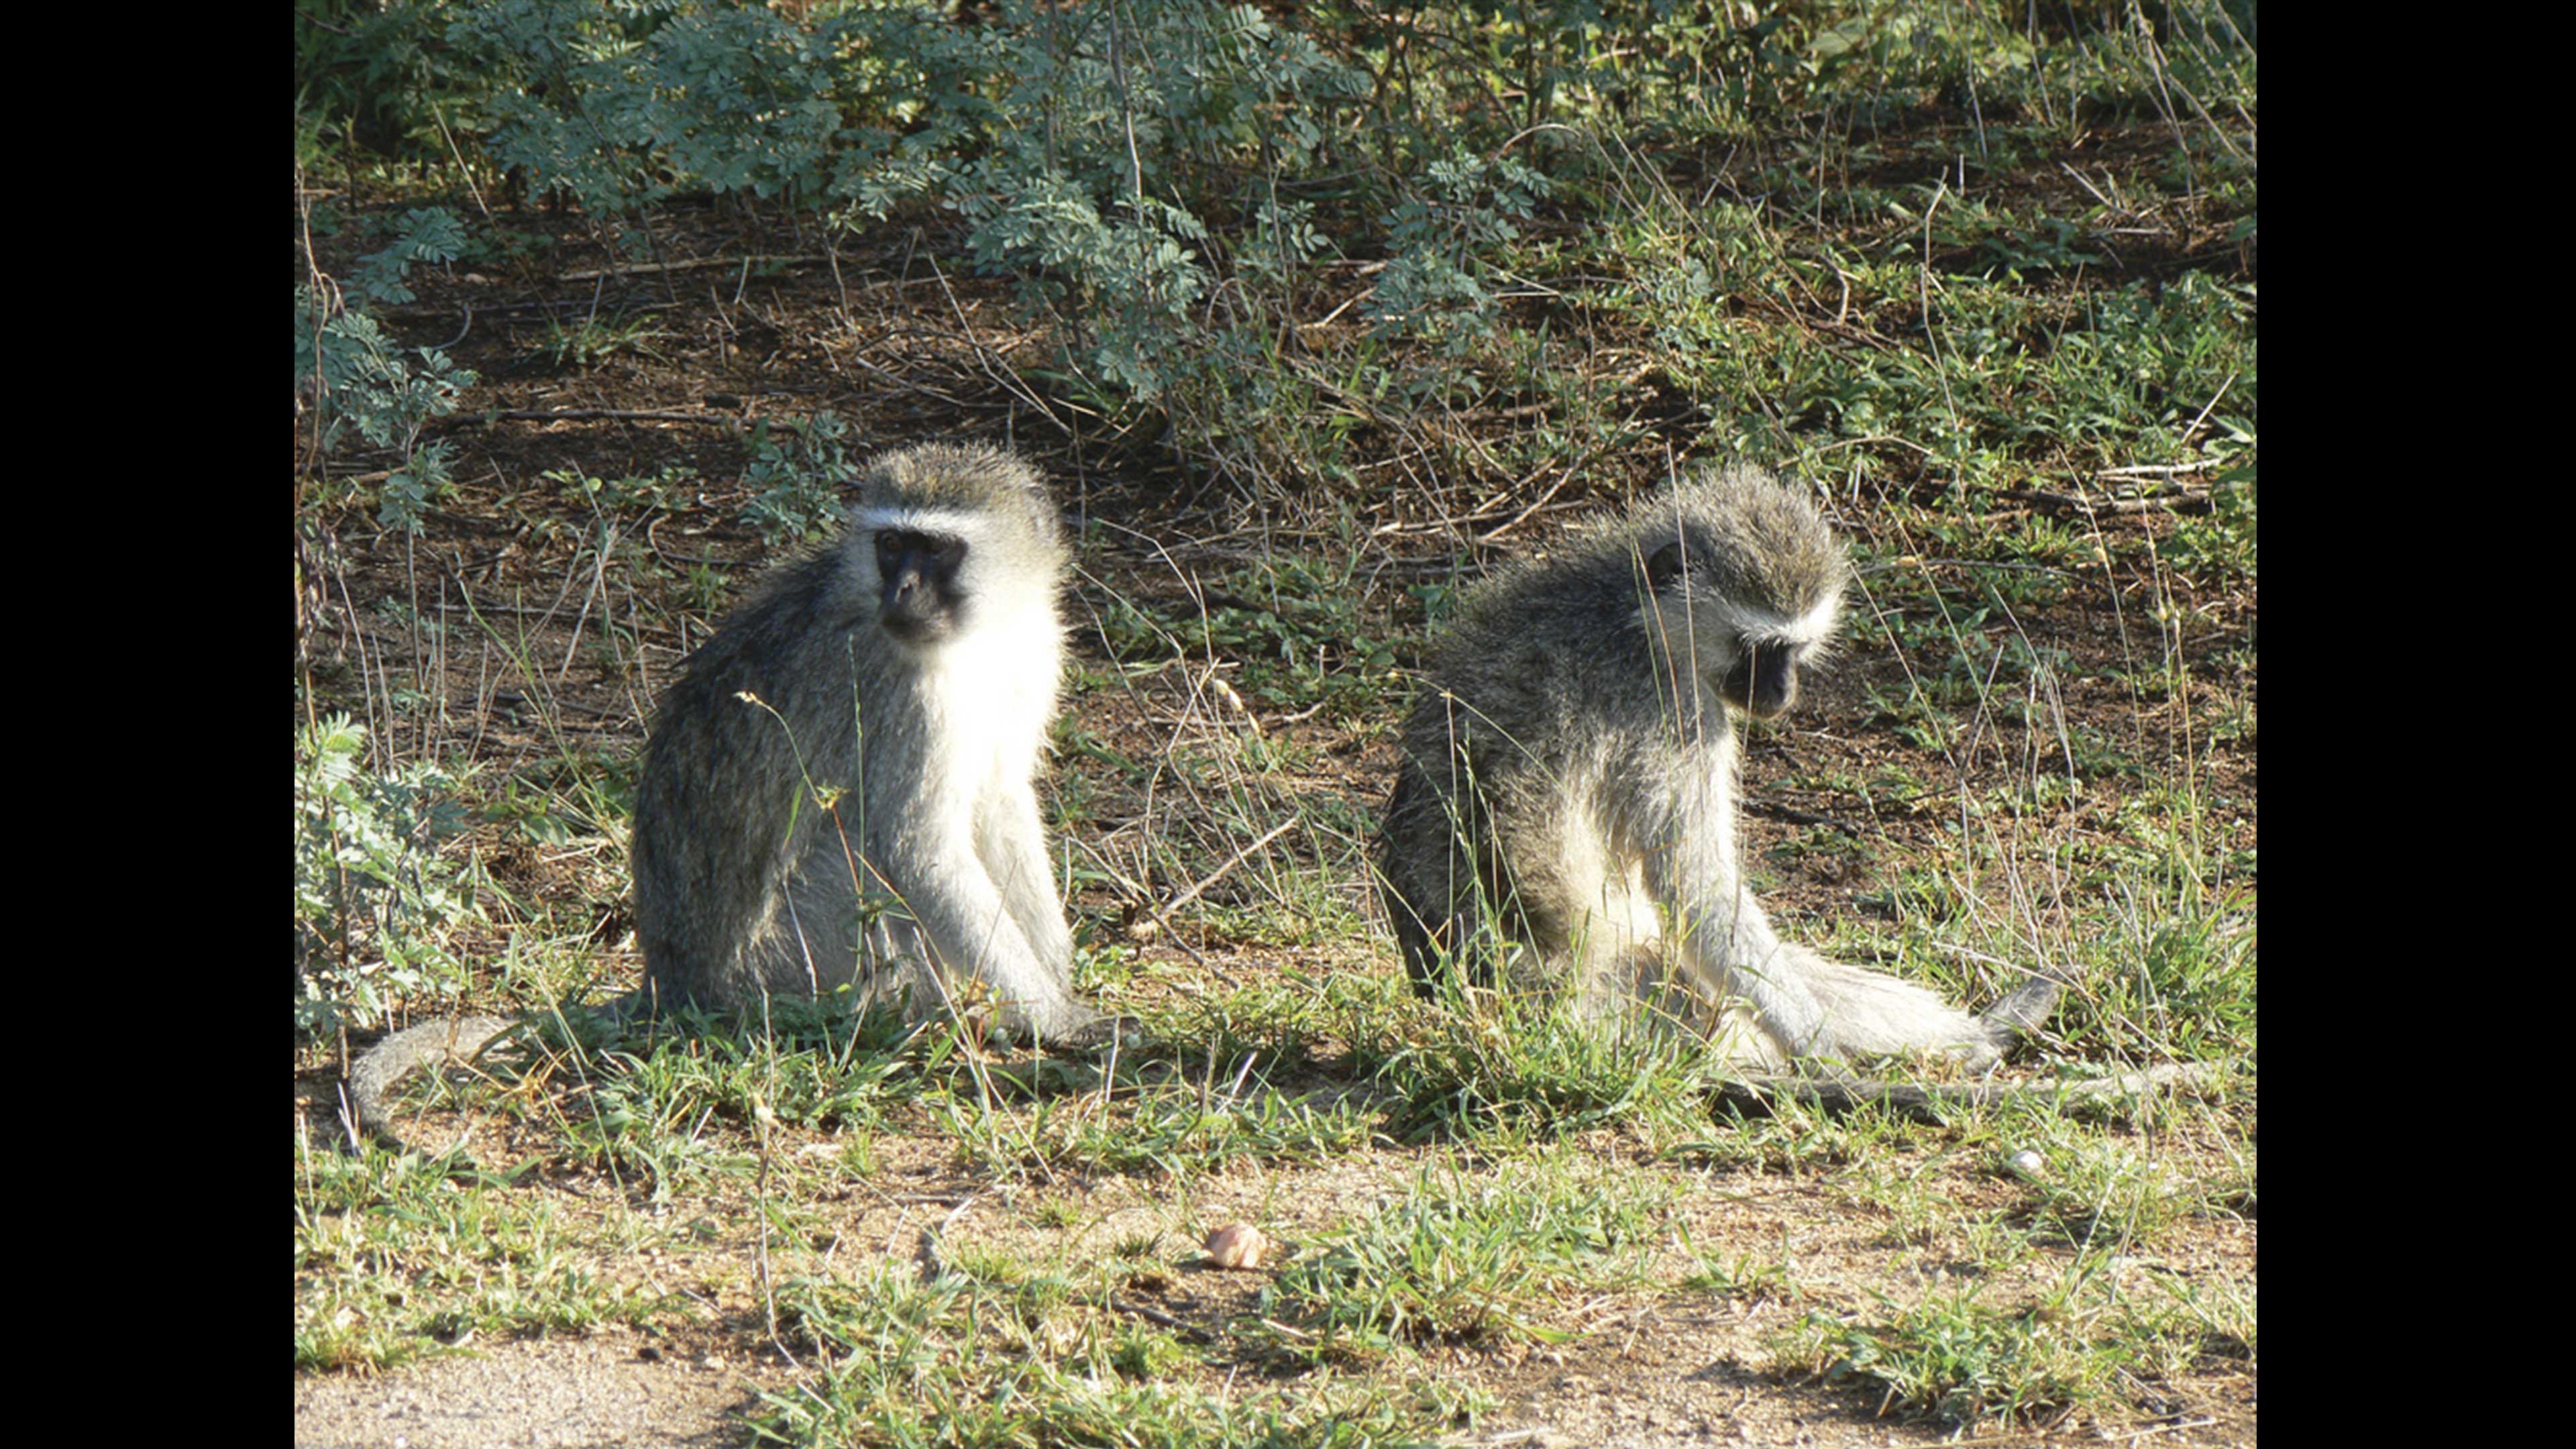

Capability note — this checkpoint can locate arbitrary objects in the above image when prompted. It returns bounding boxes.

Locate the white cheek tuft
[1763,593,1842,651]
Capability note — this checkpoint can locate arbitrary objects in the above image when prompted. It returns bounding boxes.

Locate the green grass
[1262,1159,1672,1358]
[293,1142,678,1372]
[760,1256,1487,1448]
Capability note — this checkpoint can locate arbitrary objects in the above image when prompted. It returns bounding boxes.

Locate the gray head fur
[1631,462,1850,629]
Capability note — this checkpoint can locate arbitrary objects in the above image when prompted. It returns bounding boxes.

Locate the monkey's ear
[1646,539,1686,592]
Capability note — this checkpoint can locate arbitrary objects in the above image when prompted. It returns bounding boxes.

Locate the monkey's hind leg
[1751,943,2008,1067]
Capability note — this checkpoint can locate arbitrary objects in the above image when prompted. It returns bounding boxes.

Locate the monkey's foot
[1978,976,2062,1053]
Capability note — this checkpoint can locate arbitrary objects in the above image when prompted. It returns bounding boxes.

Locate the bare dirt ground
[296,193,2254,1447]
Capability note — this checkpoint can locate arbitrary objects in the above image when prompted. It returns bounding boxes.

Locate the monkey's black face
[1718,639,1801,718]
[875,529,969,644]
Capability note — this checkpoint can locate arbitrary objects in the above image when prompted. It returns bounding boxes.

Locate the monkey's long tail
[1721,1059,2222,1120]
[343,1015,519,1152]
[341,989,657,1153]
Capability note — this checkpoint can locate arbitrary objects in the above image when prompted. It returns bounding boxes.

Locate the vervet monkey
[1379,463,2052,1081]
[633,441,1116,1041]
[345,443,1116,1147]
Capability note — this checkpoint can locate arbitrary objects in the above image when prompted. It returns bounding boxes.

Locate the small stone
[1203,1222,1267,1270]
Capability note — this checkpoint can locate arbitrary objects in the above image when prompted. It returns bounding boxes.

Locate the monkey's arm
[977,780,1077,983]
[1638,837,1834,1058]
[881,816,1108,1043]
[1646,838,2004,1064]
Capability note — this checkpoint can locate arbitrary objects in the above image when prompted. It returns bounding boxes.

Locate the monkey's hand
[1010,998,1143,1051]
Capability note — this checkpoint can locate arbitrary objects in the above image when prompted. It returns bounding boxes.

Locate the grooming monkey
[346,443,1117,1146]
[1379,464,2053,1082]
